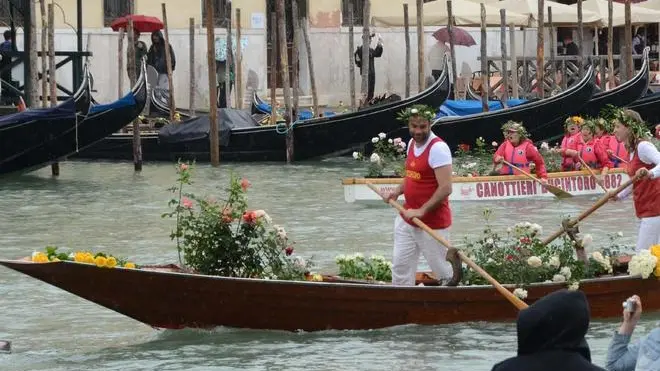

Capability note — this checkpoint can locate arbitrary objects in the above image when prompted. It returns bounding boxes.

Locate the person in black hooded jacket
[147,30,176,90]
[491,289,606,371]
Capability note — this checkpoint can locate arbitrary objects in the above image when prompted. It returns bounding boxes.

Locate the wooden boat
[342,168,629,203]
[383,64,595,152]
[0,258,657,331]
[77,58,451,162]
[626,91,660,126]
[0,66,91,173]
[0,61,147,176]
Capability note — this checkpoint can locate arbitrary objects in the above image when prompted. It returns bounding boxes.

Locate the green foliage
[335,253,393,282]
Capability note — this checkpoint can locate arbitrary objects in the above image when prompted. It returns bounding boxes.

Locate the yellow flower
[311,274,323,282]
[84,253,95,264]
[650,245,660,277]
[106,257,117,268]
[31,252,49,263]
[50,257,60,262]
[74,252,87,262]
[124,262,136,269]
[94,256,107,268]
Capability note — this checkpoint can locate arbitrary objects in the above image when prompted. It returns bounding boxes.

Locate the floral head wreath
[580,119,598,135]
[396,104,437,123]
[614,108,652,141]
[592,117,612,133]
[564,116,585,128]
[504,120,529,138]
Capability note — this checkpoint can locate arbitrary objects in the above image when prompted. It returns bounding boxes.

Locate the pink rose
[182,197,193,209]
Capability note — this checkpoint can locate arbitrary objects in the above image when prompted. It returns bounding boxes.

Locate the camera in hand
[623,298,637,312]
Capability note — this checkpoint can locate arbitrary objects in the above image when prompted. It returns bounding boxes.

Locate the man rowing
[381,104,454,286]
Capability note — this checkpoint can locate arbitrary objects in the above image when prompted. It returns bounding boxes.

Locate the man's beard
[412,132,429,143]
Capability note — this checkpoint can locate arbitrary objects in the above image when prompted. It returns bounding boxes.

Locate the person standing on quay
[380,104,454,286]
[354,33,383,103]
[610,109,660,252]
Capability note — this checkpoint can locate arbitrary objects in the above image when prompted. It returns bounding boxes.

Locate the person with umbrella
[429,27,475,82]
[147,30,176,89]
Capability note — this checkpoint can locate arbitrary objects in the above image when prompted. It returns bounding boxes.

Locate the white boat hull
[342,169,630,203]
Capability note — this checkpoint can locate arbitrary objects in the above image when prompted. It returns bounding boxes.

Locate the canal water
[0,159,656,371]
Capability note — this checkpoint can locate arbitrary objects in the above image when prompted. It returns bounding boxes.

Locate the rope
[275,119,299,135]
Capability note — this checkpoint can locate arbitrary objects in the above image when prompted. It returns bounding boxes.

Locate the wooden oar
[366,183,529,310]
[577,155,609,193]
[501,159,573,199]
[541,173,641,245]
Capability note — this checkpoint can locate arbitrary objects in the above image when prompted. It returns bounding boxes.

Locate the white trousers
[392,215,454,286]
[636,215,660,252]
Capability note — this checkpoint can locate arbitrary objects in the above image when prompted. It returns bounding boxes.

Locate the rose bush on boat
[352,132,407,177]
[163,161,315,281]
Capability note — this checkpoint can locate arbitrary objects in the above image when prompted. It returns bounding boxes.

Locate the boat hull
[0,259,657,331]
[342,169,629,203]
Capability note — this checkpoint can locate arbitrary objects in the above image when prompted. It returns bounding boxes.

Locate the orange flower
[240,178,251,191]
[242,211,257,224]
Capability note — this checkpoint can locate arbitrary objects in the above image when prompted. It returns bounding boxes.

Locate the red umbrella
[110,14,164,33]
[432,27,476,47]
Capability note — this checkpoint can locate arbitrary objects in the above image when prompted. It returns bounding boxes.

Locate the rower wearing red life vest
[610,109,660,252]
[381,104,454,286]
[563,120,613,188]
[551,116,584,171]
[490,121,514,175]
[594,117,628,168]
[493,121,548,181]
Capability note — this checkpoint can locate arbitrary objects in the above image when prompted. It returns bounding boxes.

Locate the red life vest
[579,138,603,169]
[402,137,452,229]
[606,136,629,168]
[561,133,582,170]
[655,125,660,139]
[499,140,531,175]
[626,144,660,219]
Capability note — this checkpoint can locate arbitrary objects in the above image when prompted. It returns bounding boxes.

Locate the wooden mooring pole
[416,0,425,92]
[189,18,195,116]
[118,28,124,99]
[300,16,318,117]
[161,3,176,121]
[269,12,277,125]
[28,0,38,107]
[500,9,509,107]
[39,0,47,107]
[348,0,357,108]
[577,0,584,76]
[549,7,556,92]
[404,3,411,98]
[608,0,615,88]
[447,1,457,99]
[291,0,300,120]
[275,0,294,163]
[225,1,233,109]
[48,3,59,176]
[360,0,371,104]
[509,24,519,99]
[536,0,545,98]
[235,9,243,110]
[624,0,633,80]
[480,3,488,112]
[205,0,219,166]
[127,18,142,172]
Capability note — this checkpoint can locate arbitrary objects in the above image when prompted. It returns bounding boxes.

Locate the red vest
[561,133,582,170]
[606,136,629,168]
[579,138,602,169]
[499,140,531,175]
[626,144,660,219]
[403,137,452,229]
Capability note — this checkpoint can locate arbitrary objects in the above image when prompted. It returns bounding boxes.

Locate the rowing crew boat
[342,168,629,203]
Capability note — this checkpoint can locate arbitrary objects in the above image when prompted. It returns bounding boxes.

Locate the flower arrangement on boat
[163,161,316,281]
[335,253,393,282]
[352,132,407,177]
[30,246,136,269]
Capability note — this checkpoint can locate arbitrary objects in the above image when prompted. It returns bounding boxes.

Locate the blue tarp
[256,102,335,120]
[0,99,76,128]
[89,92,136,114]
[437,99,528,118]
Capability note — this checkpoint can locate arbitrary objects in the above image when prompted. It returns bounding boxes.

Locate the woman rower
[552,116,584,171]
[594,117,628,168]
[489,122,513,175]
[493,121,548,182]
[611,109,660,252]
[563,120,613,187]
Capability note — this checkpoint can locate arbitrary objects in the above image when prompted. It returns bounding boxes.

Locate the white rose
[552,274,567,283]
[486,238,494,245]
[531,223,543,235]
[410,108,419,114]
[371,137,379,143]
[617,231,624,237]
[513,288,528,300]
[352,151,360,159]
[540,142,550,151]
[487,258,495,263]
[378,132,387,139]
[393,138,402,145]
[492,141,498,147]
[568,281,580,291]
[370,153,381,163]
[547,256,560,269]
[591,251,604,261]
[399,141,407,149]
[388,138,393,144]
[527,256,543,268]
[560,266,572,280]
[581,234,593,247]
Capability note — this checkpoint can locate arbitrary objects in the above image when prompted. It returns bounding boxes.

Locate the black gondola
[77,57,452,162]
[0,66,91,173]
[626,91,660,127]
[382,64,596,150]
[572,47,650,118]
[0,60,148,176]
